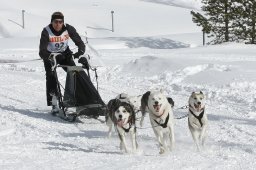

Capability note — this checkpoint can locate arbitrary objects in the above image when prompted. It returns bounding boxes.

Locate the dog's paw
[159,146,171,155]
[159,147,165,154]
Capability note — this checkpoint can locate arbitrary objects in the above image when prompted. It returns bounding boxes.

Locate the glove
[73,52,81,59]
[78,57,89,70]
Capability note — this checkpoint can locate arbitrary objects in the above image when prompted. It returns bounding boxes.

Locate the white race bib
[46,26,69,52]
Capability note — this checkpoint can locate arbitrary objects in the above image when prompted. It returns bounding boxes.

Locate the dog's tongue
[117,119,124,127]
[196,105,201,112]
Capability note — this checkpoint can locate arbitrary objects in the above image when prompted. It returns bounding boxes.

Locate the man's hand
[78,57,89,70]
[73,49,84,59]
[73,52,81,59]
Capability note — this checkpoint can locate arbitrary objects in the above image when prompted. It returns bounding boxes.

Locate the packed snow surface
[0,0,255,169]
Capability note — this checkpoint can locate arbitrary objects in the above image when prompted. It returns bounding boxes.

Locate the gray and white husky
[106,95,138,153]
[188,91,208,151]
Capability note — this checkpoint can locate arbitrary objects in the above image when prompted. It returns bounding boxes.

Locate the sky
[0,0,255,170]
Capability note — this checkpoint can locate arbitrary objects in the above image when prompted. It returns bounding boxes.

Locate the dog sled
[49,53,106,122]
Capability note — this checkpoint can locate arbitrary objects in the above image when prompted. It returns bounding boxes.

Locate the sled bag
[63,66,105,107]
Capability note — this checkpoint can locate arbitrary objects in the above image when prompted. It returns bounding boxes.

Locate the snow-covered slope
[0,0,201,38]
[0,0,255,170]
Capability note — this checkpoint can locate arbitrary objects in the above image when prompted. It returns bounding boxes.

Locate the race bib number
[46,26,70,52]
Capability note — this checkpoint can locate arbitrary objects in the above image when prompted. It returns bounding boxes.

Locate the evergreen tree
[191,0,235,44]
[191,11,211,45]
[233,0,256,44]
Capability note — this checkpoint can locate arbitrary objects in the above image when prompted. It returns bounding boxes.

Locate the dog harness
[154,113,169,128]
[189,109,204,127]
[122,123,132,132]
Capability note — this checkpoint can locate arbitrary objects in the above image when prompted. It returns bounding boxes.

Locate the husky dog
[106,93,129,137]
[141,90,175,154]
[106,93,139,136]
[111,93,142,124]
[106,98,138,153]
[188,91,208,151]
[140,93,174,127]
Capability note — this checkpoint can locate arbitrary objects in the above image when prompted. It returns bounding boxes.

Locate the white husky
[141,90,175,154]
[188,91,208,151]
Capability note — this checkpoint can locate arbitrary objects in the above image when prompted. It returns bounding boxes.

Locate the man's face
[52,19,63,32]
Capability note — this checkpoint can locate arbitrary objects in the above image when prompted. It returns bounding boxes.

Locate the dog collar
[154,113,169,128]
[117,116,133,132]
[189,109,204,127]
[122,123,132,132]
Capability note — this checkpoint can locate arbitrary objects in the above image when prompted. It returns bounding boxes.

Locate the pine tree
[233,0,256,44]
[191,0,235,44]
[191,11,211,45]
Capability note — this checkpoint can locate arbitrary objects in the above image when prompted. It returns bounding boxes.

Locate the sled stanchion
[86,68,90,79]
[94,69,99,91]
[50,53,69,120]
[50,53,59,71]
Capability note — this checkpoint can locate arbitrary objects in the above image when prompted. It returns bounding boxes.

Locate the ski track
[0,48,256,169]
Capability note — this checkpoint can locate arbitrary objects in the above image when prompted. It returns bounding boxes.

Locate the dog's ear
[119,93,128,100]
[167,97,175,108]
[107,99,121,113]
[122,102,132,113]
[107,99,115,113]
[141,91,150,115]
[124,103,136,125]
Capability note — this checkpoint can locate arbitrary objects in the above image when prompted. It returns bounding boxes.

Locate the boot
[51,105,59,115]
[51,94,59,115]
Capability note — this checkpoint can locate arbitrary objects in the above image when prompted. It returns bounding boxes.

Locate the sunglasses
[53,20,63,24]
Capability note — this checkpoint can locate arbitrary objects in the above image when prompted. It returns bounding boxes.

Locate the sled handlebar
[49,53,62,71]
[57,65,83,69]
[49,52,101,71]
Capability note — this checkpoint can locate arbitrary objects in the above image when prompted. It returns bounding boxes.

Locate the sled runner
[49,53,106,122]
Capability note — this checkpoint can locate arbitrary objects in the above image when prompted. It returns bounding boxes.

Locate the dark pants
[43,56,76,106]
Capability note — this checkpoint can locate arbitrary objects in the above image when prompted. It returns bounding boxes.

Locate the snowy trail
[0,44,256,169]
[1,0,255,169]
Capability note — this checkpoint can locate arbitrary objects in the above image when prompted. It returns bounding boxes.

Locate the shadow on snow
[0,104,71,123]
[43,141,122,155]
[110,37,189,49]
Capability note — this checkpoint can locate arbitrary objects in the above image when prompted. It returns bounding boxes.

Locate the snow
[0,0,256,169]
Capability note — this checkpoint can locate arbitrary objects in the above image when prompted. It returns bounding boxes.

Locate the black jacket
[39,24,85,59]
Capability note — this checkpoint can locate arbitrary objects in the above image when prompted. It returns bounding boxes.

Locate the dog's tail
[167,97,175,108]
[141,91,150,116]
